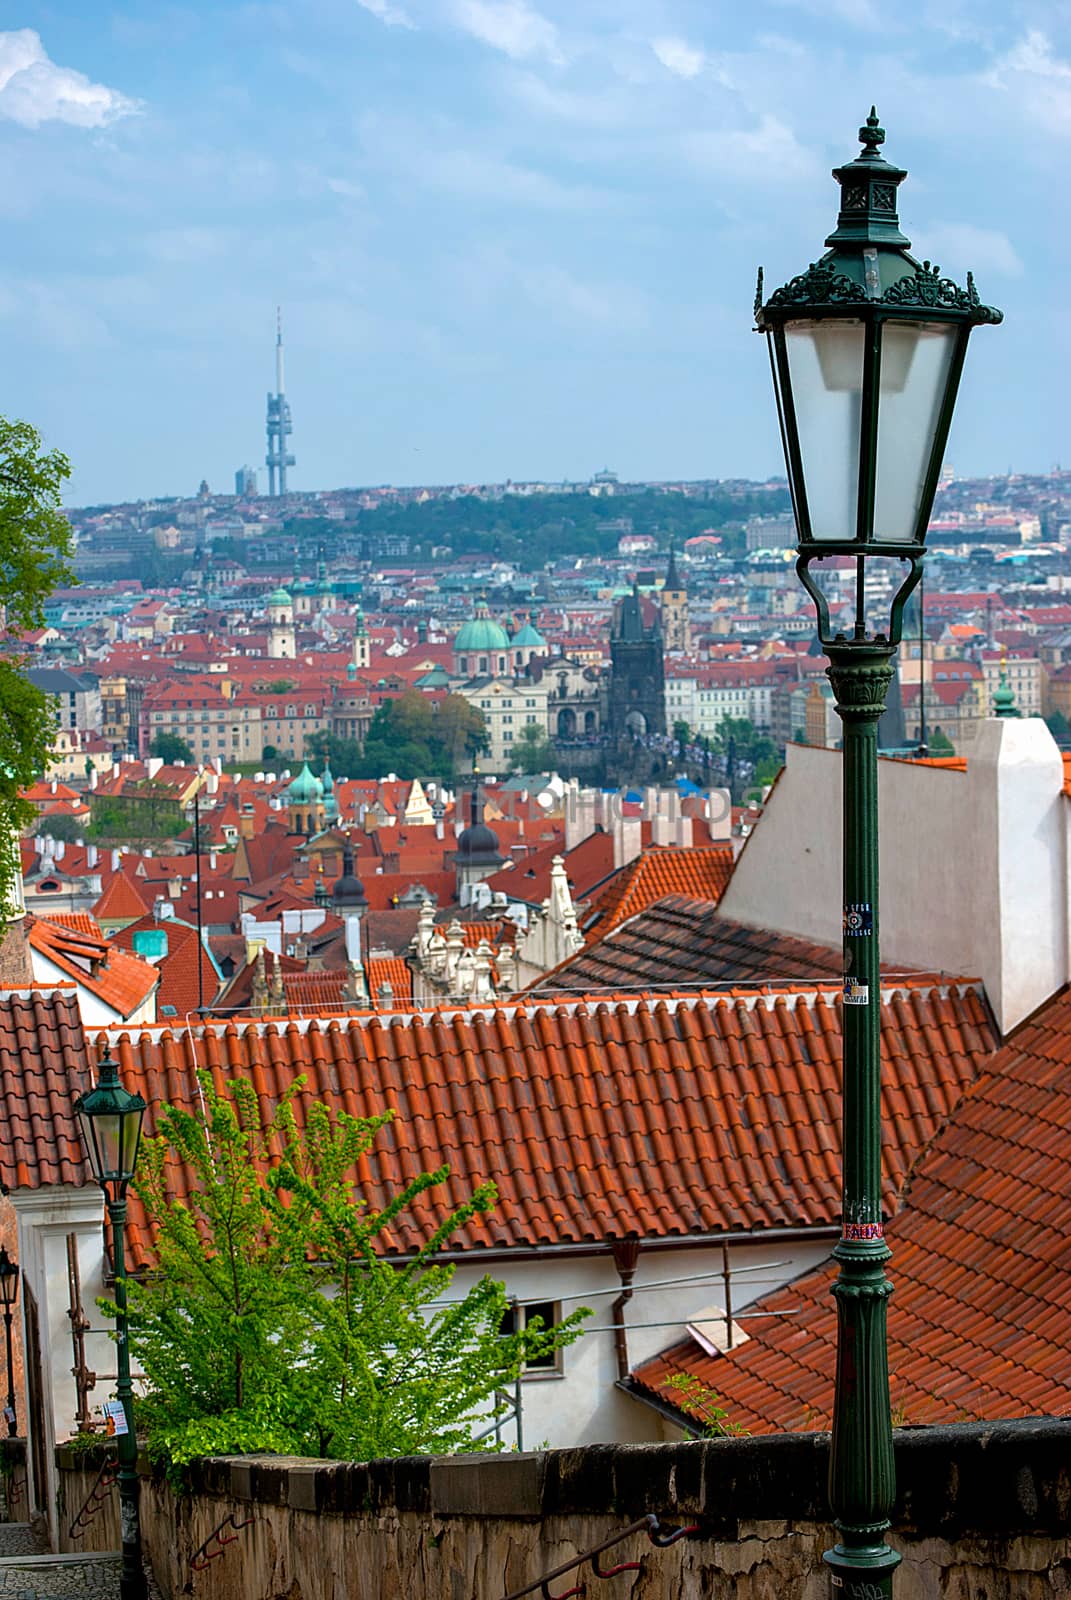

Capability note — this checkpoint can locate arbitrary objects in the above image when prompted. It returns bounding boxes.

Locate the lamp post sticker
[843,976,870,1007]
[843,903,873,937]
[103,1400,129,1437]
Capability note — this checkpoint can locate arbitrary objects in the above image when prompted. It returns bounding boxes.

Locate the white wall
[445,1236,832,1448]
[719,718,1068,1035]
[11,1186,116,1532]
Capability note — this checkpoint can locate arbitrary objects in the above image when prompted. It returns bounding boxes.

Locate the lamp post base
[824,1541,902,1598]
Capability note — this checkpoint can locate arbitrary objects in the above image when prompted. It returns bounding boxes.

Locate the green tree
[118,1073,587,1472]
[434,694,490,773]
[1046,711,1071,747]
[0,418,76,913]
[672,719,692,747]
[33,813,85,843]
[509,722,554,774]
[928,728,956,756]
[149,732,194,764]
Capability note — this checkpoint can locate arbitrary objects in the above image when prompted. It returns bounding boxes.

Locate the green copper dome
[267,586,293,608]
[455,615,510,653]
[286,762,323,804]
[511,621,546,649]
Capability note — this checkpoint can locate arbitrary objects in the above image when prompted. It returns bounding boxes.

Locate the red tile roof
[367,958,413,1007]
[25,983,994,1267]
[28,917,158,1021]
[0,990,92,1189]
[110,917,219,1020]
[93,874,151,925]
[633,984,1071,1434]
[585,845,736,937]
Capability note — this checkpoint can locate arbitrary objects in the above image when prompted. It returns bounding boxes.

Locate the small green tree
[149,732,194,764]
[118,1073,587,1471]
[0,417,76,913]
[666,1374,748,1438]
[509,722,554,774]
[928,728,955,756]
[672,719,692,748]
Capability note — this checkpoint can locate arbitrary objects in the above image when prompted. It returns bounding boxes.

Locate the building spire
[993,646,1020,719]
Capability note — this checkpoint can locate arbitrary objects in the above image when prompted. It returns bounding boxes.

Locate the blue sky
[0,1,1066,504]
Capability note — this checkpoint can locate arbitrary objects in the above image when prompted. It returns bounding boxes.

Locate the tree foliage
[509,722,555,774]
[116,1073,587,1474]
[0,418,76,914]
[149,732,194,764]
[350,487,790,570]
[308,692,488,781]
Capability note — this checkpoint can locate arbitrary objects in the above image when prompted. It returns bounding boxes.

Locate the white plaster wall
[444,1237,833,1448]
[10,1186,116,1530]
[719,720,1068,1035]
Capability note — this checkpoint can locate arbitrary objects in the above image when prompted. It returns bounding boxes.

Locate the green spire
[993,652,1019,719]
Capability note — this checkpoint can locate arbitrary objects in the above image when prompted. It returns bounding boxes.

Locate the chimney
[110,848,120,871]
[613,816,642,870]
[87,845,98,868]
[706,788,732,842]
[209,851,217,870]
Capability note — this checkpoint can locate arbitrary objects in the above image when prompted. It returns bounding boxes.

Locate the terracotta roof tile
[28,917,158,1021]
[93,874,151,924]
[585,846,735,938]
[633,984,1071,1433]
[0,990,91,1189]
[4,982,992,1267]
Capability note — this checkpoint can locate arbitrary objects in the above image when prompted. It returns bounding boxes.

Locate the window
[499,1301,562,1375]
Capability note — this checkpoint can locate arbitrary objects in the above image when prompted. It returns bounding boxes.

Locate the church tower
[659,547,691,653]
[352,605,370,672]
[608,586,666,742]
[266,587,296,659]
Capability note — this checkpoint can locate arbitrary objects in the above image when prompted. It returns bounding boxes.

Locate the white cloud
[517,262,647,328]
[450,0,561,63]
[651,36,705,80]
[0,30,140,129]
[683,116,818,182]
[356,0,415,29]
[920,223,1023,279]
[985,30,1071,135]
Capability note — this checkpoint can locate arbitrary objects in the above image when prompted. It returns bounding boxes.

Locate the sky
[1,1,1068,505]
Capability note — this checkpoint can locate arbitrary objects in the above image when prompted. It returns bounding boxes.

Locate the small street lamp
[74,1042,148,1600]
[0,1247,19,1436]
[754,112,1001,1597]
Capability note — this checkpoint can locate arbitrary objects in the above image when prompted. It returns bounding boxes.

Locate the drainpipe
[610,1236,641,1380]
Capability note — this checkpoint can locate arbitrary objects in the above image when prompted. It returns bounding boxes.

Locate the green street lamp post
[754,112,1001,1597]
[0,1247,19,1436]
[74,1043,148,1600]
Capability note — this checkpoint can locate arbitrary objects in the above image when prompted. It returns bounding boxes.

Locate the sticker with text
[843,903,873,937]
[103,1400,129,1438]
[843,977,870,1007]
[842,1221,885,1242]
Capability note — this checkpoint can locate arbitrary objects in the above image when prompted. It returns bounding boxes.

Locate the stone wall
[56,1419,1071,1599]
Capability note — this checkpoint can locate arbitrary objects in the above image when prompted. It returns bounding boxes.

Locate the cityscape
[1,5,1070,1599]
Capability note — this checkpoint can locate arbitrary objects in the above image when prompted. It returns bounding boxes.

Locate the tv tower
[265,307,295,496]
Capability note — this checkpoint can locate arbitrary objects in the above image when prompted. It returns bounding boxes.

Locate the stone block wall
[56,1419,1071,1599]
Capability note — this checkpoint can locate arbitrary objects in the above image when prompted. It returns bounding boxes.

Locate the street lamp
[0,1247,19,1437]
[755,112,1001,1597]
[74,1042,147,1600]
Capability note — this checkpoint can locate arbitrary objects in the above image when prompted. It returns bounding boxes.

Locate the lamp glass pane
[91,1112,122,1183]
[783,320,865,542]
[873,321,957,544]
